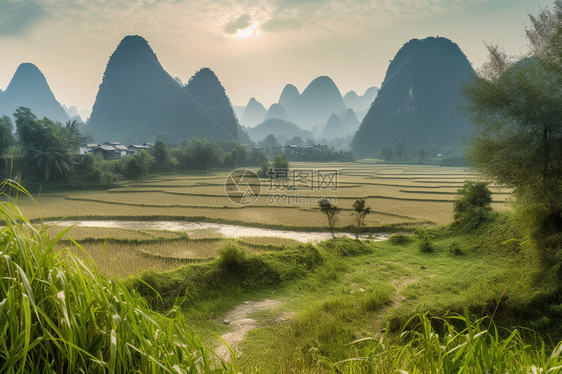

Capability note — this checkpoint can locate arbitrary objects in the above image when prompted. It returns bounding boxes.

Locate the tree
[124,150,154,179]
[15,107,74,182]
[352,199,371,239]
[224,148,239,168]
[319,198,340,240]
[0,116,14,156]
[463,1,562,264]
[64,120,81,151]
[286,136,303,146]
[381,145,394,161]
[152,140,172,170]
[272,154,289,170]
[259,134,279,149]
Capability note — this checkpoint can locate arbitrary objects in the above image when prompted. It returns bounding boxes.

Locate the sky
[0,0,553,116]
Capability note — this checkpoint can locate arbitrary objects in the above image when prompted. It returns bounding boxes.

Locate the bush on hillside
[453,181,493,229]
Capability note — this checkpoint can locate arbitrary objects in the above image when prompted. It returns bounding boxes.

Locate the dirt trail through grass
[373,276,419,336]
[215,299,283,361]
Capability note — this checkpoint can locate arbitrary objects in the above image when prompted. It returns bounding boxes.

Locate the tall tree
[463,1,562,264]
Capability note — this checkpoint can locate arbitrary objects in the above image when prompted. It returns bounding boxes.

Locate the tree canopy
[463,1,561,266]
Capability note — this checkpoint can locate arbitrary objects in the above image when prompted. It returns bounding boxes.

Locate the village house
[78,141,151,160]
[284,144,329,160]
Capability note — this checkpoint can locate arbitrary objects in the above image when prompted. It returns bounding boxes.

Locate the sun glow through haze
[234,22,260,39]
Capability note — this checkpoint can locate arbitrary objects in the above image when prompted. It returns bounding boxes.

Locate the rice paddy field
[17,161,511,277]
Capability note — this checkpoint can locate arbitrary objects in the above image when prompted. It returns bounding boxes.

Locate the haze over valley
[0,1,560,372]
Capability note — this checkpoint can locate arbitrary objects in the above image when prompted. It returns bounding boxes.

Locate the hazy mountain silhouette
[343,91,359,107]
[62,105,84,123]
[264,103,290,122]
[343,86,379,122]
[320,109,360,140]
[246,118,314,144]
[283,76,346,131]
[184,67,239,140]
[352,37,475,157]
[240,97,266,127]
[278,84,299,108]
[343,87,378,111]
[0,63,69,123]
[233,105,246,120]
[88,35,237,144]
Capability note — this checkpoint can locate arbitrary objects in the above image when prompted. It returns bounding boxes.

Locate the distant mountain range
[1,35,475,154]
[343,87,378,122]
[0,63,69,124]
[320,109,360,140]
[88,35,238,144]
[353,37,475,157]
[245,118,314,145]
[236,78,378,145]
[241,97,267,127]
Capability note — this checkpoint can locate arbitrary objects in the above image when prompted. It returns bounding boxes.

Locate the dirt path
[215,299,283,361]
[373,276,419,337]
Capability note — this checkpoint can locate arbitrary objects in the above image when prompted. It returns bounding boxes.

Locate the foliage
[463,2,561,270]
[453,181,493,229]
[388,234,413,245]
[131,243,323,310]
[217,241,247,270]
[257,133,279,150]
[124,150,154,179]
[257,161,271,178]
[319,199,341,239]
[351,199,371,239]
[448,241,463,255]
[15,107,76,182]
[150,140,172,171]
[272,153,289,170]
[0,116,14,156]
[9,108,267,190]
[416,228,434,252]
[0,183,218,373]
[320,312,562,373]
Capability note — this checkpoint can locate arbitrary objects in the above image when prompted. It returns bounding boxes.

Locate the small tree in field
[273,153,289,170]
[319,198,340,240]
[352,199,371,239]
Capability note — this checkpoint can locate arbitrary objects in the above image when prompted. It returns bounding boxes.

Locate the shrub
[416,229,434,253]
[388,234,413,245]
[217,241,247,270]
[454,181,493,229]
[448,241,463,255]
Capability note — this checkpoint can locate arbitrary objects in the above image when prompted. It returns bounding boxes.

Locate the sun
[234,23,260,39]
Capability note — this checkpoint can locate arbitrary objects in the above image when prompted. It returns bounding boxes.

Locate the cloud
[0,0,47,36]
[261,17,302,32]
[223,14,253,34]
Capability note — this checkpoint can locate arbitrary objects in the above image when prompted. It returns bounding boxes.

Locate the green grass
[2,181,560,372]
[0,184,226,373]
